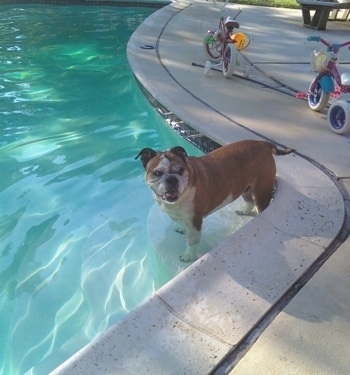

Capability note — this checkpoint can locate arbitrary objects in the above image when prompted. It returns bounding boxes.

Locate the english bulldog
[136,140,294,262]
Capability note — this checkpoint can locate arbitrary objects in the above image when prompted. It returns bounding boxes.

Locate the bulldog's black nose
[165,175,179,187]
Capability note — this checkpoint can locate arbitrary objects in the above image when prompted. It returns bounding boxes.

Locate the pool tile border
[137,81,222,153]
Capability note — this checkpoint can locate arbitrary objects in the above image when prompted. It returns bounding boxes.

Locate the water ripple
[15,236,73,297]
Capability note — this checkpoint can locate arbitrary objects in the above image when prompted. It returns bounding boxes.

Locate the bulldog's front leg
[179,218,202,262]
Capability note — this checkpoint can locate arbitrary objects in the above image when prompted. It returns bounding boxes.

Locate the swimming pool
[0,4,207,374]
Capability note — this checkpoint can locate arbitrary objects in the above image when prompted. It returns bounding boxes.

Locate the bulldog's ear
[169,146,187,162]
[135,148,157,169]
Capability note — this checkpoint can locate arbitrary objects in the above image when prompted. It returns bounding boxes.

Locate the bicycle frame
[206,9,241,60]
[215,17,236,53]
[309,36,350,95]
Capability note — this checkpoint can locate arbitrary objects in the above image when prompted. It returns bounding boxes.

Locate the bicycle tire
[307,77,331,112]
[328,100,350,134]
[222,43,236,78]
[203,32,222,63]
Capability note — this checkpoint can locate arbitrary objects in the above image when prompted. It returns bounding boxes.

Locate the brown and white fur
[136,140,294,262]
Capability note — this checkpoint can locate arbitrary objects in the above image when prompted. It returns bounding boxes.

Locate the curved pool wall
[51,1,347,374]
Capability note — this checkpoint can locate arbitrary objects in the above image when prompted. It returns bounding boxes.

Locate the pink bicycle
[203,10,249,78]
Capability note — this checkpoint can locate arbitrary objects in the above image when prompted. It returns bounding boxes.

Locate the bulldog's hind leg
[236,187,255,215]
[253,181,275,214]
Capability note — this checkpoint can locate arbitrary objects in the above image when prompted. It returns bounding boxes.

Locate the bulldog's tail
[270,143,295,156]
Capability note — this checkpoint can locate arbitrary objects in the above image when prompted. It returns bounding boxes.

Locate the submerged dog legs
[236,187,255,215]
[235,200,255,215]
[180,219,201,262]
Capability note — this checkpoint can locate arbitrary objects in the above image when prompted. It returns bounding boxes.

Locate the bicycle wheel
[328,100,350,134]
[203,32,222,63]
[222,43,236,78]
[307,77,331,112]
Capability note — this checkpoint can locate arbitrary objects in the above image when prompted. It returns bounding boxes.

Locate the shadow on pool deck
[52,2,350,374]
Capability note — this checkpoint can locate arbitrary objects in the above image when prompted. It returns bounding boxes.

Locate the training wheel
[204,61,211,76]
[328,100,350,134]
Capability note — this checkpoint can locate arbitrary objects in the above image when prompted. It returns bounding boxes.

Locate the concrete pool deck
[52,2,350,374]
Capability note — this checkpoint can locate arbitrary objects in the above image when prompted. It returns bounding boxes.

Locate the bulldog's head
[135,146,189,203]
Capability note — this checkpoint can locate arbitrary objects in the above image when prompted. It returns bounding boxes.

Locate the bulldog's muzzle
[162,174,180,202]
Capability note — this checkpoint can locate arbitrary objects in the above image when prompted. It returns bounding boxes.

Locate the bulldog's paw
[235,201,256,216]
[235,209,249,216]
[179,252,197,262]
[180,244,199,262]
[179,246,198,262]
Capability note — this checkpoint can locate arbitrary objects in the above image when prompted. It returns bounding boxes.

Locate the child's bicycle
[203,9,250,78]
[307,36,350,134]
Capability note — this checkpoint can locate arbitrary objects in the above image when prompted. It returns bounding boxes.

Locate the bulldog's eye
[177,167,184,176]
[153,170,163,177]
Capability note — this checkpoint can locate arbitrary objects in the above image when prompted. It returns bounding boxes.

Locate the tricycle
[307,36,350,134]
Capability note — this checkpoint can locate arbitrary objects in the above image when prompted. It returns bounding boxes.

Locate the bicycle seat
[224,17,239,30]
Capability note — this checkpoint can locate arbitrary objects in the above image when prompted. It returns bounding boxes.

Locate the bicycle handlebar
[307,36,350,51]
[307,36,321,42]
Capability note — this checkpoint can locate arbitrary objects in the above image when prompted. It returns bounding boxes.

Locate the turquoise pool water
[0,5,203,374]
